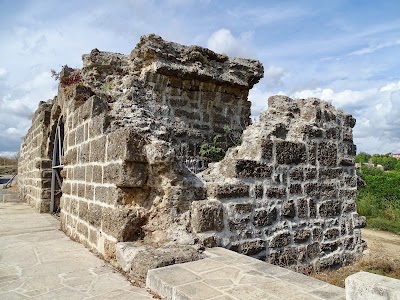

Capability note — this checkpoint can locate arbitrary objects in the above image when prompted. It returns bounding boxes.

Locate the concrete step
[146,247,345,300]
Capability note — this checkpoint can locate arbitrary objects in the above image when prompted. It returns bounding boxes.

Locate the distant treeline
[356,152,400,171]
[0,156,18,166]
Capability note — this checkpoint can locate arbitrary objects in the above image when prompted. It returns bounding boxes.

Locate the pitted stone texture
[199,96,363,272]
[191,200,224,233]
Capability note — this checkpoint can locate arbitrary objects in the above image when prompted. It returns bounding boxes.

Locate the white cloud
[0,68,7,78]
[0,151,18,158]
[292,82,400,154]
[207,28,252,57]
[380,80,400,92]
[264,66,287,88]
[349,39,400,56]
[292,87,378,109]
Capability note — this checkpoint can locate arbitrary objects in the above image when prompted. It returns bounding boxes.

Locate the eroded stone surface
[198,95,365,272]
[18,34,364,281]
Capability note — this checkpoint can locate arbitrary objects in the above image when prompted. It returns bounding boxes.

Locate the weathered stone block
[325,128,339,139]
[303,125,324,139]
[70,84,95,107]
[213,183,250,199]
[269,247,298,266]
[89,115,105,138]
[191,200,224,233]
[74,166,85,181]
[309,198,317,218]
[253,207,277,227]
[234,160,272,178]
[318,142,338,166]
[254,185,263,199]
[304,167,317,180]
[261,140,273,161]
[102,207,147,241]
[89,136,106,162]
[319,183,337,198]
[117,162,148,187]
[319,168,342,179]
[95,186,119,205]
[321,241,340,253]
[282,200,295,218]
[304,182,318,196]
[77,183,85,198]
[102,163,121,183]
[352,213,366,229]
[241,239,265,256]
[324,228,340,240]
[344,114,356,128]
[339,189,357,200]
[92,165,102,183]
[342,201,356,213]
[289,167,304,181]
[269,231,291,248]
[312,227,323,241]
[289,183,302,195]
[78,142,89,164]
[75,125,85,144]
[297,198,309,219]
[80,95,108,120]
[307,142,317,165]
[106,128,147,162]
[265,186,286,199]
[294,229,311,244]
[232,203,253,214]
[319,200,341,217]
[275,140,306,165]
[88,204,102,228]
[77,221,89,238]
[307,242,320,259]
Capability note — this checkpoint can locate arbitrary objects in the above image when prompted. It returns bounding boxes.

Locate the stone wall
[18,34,263,260]
[18,34,365,273]
[193,95,366,273]
[18,102,53,212]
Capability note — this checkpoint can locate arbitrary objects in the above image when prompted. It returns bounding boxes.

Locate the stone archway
[50,116,64,213]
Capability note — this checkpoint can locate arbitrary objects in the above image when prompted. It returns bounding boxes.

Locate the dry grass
[311,254,400,288]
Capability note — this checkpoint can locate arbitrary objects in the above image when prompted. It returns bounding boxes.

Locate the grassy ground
[311,229,400,287]
[312,254,400,288]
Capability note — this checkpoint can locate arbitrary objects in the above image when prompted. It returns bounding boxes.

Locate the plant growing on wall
[51,65,82,89]
[199,125,241,161]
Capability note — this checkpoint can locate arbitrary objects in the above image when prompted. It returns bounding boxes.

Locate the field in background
[0,156,18,175]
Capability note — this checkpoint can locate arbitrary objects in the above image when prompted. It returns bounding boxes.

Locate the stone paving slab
[147,247,346,300]
[0,202,154,299]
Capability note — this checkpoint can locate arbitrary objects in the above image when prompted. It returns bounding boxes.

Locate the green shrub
[357,166,400,235]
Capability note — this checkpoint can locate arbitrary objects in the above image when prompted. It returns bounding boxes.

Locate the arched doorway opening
[50,116,64,213]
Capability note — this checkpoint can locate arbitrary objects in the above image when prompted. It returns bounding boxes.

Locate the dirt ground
[362,228,400,260]
[312,228,400,287]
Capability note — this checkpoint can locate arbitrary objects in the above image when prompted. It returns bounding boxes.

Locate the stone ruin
[18,34,366,282]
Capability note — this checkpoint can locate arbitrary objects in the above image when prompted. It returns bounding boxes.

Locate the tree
[355,152,371,164]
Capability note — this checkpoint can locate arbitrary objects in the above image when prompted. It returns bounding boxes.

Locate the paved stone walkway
[0,202,154,299]
[147,247,346,300]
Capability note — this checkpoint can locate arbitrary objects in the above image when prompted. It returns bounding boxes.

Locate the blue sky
[0,0,399,157]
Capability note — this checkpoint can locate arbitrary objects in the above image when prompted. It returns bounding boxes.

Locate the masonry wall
[18,34,262,261]
[18,102,53,212]
[192,96,366,273]
[18,34,365,272]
